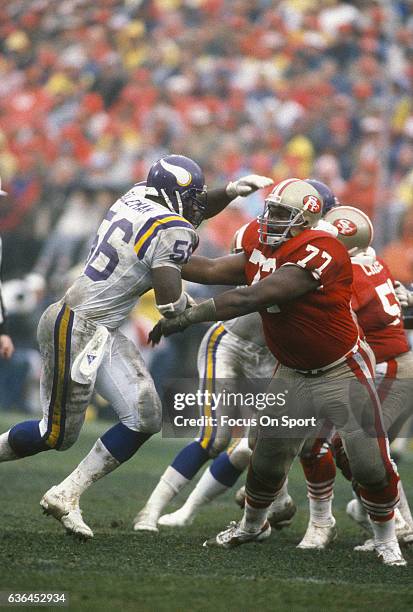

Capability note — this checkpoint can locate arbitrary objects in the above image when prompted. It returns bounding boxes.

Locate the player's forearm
[204,188,233,219]
[183,286,275,324]
[181,256,219,284]
[213,287,268,319]
[182,255,246,285]
[181,268,317,323]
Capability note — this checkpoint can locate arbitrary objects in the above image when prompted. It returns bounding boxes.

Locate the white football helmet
[323,205,374,255]
[258,178,323,246]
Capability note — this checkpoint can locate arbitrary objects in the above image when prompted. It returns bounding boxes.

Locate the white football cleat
[353,508,413,548]
[354,538,375,552]
[133,507,159,533]
[297,518,337,550]
[346,499,371,533]
[203,520,271,549]
[375,539,407,566]
[40,486,93,540]
[158,508,193,528]
[268,496,296,530]
[394,508,413,545]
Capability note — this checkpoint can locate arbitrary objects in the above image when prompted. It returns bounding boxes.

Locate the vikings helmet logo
[160,159,192,186]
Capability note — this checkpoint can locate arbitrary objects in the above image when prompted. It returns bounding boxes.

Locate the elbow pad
[157,292,191,318]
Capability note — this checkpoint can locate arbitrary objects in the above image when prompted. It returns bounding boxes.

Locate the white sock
[241,501,268,533]
[308,496,334,526]
[371,516,397,545]
[0,431,18,462]
[144,466,189,519]
[269,478,289,512]
[178,468,229,519]
[57,439,120,499]
[398,481,413,529]
[352,493,367,519]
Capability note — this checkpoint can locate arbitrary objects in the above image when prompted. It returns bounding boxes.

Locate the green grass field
[1,413,413,611]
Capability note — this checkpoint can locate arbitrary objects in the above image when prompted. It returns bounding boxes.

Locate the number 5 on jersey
[375,279,401,324]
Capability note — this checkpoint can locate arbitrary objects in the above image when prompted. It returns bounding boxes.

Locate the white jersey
[65,185,198,329]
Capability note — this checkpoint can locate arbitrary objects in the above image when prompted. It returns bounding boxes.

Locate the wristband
[184,298,217,324]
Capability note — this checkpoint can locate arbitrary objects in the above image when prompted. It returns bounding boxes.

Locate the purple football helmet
[146,154,207,227]
[305,178,340,214]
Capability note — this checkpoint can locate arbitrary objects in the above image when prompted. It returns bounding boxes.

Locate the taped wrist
[184,298,217,324]
[157,292,188,318]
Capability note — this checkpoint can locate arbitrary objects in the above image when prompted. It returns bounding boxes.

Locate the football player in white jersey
[0,155,272,539]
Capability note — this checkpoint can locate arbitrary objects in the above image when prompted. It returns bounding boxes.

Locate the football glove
[226,175,273,199]
[394,281,413,308]
[148,314,189,346]
[148,298,217,346]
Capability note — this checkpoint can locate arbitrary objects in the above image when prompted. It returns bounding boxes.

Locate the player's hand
[394,281,412,308]
[0,334,14,359]
[148,313,191,346]
[226,175,273,199]
[148,321,164,346]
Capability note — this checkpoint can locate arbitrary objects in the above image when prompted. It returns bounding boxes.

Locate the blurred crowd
[1,0,413,413]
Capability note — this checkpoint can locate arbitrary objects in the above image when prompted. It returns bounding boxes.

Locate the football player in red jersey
[298,206,413,551]
[149,178,405,566]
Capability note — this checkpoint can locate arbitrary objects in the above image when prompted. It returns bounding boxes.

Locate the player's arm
[205,175,273,219]
[151,267,183,310]
[211,265,318,318]
[181,253,247,285]
[149,227,199,318]
[149,266,317,343]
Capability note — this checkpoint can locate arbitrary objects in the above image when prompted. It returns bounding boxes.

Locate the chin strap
[160,189,177,214]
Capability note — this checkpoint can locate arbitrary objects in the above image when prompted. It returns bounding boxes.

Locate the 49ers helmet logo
[333,218,357,236]
[302,194,322,214]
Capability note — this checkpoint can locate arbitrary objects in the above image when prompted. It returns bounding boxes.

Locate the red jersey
[351,254,409,362]
[241,221,358,370]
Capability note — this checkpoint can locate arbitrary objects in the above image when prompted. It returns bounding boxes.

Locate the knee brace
[8,420,50,458]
